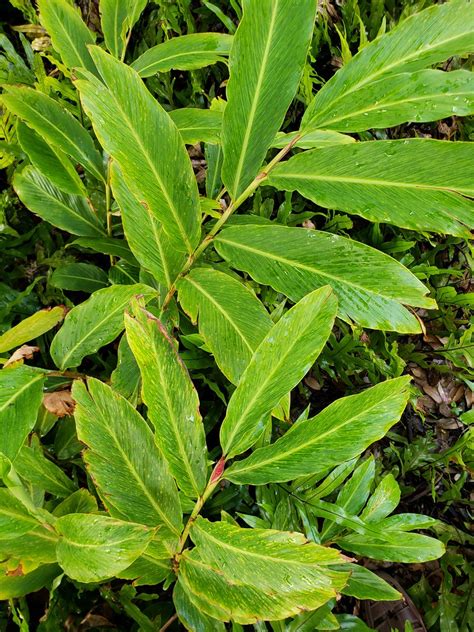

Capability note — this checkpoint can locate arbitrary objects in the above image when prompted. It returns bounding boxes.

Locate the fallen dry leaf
[43,391,75,418]
[4,345,39,367]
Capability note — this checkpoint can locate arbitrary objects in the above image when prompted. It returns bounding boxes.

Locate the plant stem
[174,457,226,558]
[160,135,301,314]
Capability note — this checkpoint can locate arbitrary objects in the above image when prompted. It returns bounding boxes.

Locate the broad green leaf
[309,69,474,132]
[215,225,434,333]
[50,263,109,293]
[0,528,58,567]
[0,366,45,462]
[272,129,355,149]
[0,488,40,539]
[125,306,208,498]
[100,0,148,59]
[225,377,411,485]
[117,539,172,586]
[2,87,104,182]
[14,167,105,237]
[76,46,201,254]
[360,474,400,523]
[17,122,85,196]
[111,163,185,288]
[177,267,273,385]
[72,378,182,545]
[220,286,337,458]
[339,531,445,563]
[131,33,233,76]
[174,581,226,632]
[38,0,96,74]
[221,0,317,199]
[56,513,153,582]
[53,489,98,517]
[302,0,474,130]
[110,334,141,405]
[72,236,138,265]
[380,513,439,532]
[267,140,474,237]
[0,306,66,353]
[50,283,155,370]
[178,518,348,624]
[15,445,76,497]
[170,108,223,145]
[339,564,401,601]
[0,564,60,599]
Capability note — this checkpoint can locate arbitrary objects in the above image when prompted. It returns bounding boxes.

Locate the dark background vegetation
[0,0,472,630]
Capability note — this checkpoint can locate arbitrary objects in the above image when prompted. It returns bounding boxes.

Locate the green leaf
[267,139,474,237]
[50,263,109,293]
[15,445,77,497]
[225,377,410,485]
[178,517,348,624]
[302,0,474,130]
[170,108,223,145]
[72,378,182,545]
[215,225,434,333]
[100,0,148,59]
[338,564,402,601]
[177,267,273,385]
[132,33,233,77]
[360,474,400,523]
[50,283,155,370]
[174,581,226,632]
[339,531,445,563]
[2,87,104,182]
[220,286,337,458]
[221,0,317,199]
[76,46,201,254]
[125,306,208,498]
[308,69,474,132]
[17,122,85,196]
[56,513,153,582]
[0,528,58,566]
[111,163,185,288]
[0,564,60,599]
[110,334,141,405]
[38,0,96,74]
[117,539,172,586]
[272,129,355,149]
[0,306,66,353]
[14,167,105,238]
[0,366,45,462]
[71,236,138,265]
[53,489,98,517]
[0,488,41,539]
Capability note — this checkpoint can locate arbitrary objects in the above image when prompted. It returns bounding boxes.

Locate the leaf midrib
[87,407,181,536]
[318,88,474,128]
[227,388,405,478]
[98,83,195,253]
[183,275,256,355]
[222,292,331,455]
[216,235,421,304]
[0,372,44,414]
[271,170,473,195]
[57,292,133,369]
[313,28,471,122]
[228,0,279,197]
[136,49,228,75]
[143,322,203,497]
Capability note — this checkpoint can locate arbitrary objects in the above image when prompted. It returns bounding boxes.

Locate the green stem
[175,457,226,558]
[160,135,300,314]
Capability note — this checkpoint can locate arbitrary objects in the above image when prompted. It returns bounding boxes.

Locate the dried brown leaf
[43,391,75,418]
